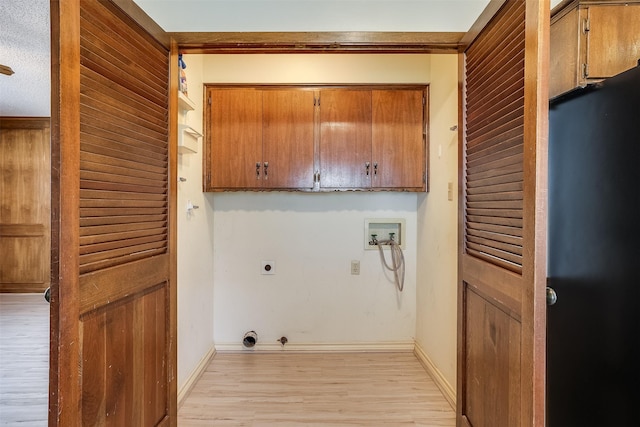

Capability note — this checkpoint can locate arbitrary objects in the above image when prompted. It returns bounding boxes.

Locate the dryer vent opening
[243,331,257,348]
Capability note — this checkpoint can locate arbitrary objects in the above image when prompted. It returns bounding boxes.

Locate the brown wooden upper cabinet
[319,89,373,189]
[207,88,263,189]
[550,0,640,98]
[371,89,426,189]
[263,89,315,189]
[204,85,427,192]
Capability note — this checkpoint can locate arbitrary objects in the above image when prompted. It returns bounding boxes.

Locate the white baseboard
[413,342,456,410]
[214,340,415,353]
[178,346,216,407]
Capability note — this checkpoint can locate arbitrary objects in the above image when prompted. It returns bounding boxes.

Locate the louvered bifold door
[457,1,548,426]
[50,0,176,425]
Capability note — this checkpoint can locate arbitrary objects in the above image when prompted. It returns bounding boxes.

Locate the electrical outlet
[351,260,360,275]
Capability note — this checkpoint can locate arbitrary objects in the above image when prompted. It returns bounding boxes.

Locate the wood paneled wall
[0,117,51,293]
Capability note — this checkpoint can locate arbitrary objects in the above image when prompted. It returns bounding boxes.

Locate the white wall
[415,54,459,392]
[202,54,431,350]
[177,54,215,390]
[212,192,417,349]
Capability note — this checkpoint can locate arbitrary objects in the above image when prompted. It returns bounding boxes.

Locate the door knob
[44,287,51,304]
[546,287,557,306]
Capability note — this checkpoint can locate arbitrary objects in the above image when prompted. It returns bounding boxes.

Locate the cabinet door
[586,4,640,79]
[372,89,426,190]
[263,90,315,189]
[208,88,263,189]
[319,90,372,189]
[549,6,581,98]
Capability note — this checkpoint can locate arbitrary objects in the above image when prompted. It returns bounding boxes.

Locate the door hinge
[208,97,212,105]
[582,18,590,34]
[422,95,426,106]
[583,63,589,78]
[423,172,426,184]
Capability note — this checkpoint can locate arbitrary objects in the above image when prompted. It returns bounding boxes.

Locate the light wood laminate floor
[0,295,455,426]
[179,352,455,426]
[0,293,49,426]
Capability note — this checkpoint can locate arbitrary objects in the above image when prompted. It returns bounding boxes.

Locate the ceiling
[133,0,490,32]
[0,0,51,117]
[0,0,562,117]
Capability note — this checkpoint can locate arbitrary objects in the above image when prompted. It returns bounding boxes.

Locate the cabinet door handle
[264,162,269,179]
[373,162,378,176]
[365,162,370,176]
[256,162,261,179]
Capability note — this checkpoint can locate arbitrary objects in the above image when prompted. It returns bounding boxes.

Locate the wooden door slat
[467,181,523,196]
[467,221,523,238]
[467,46,525,97]
[80,180,167,195]
[466,208,523,219]
[466,214,523,228]
[80,152,167,175]
[80,189,166,202]
[80,234,166,255]
[467,143,523,169]
[80,227,167,246]
[79,113,168,151]
[80,207,166,218]
[80,115,168,152]
[79,241,166,266]
[80,170,167,189]
[467,153,523,176]
[467,235,522,256]
[80,122,169,156]
[467,190,523,202]
[466,107,525,143]
[467,125,524,154]
[80,108,168,149]
[465,0,524,70]
[79,221,167,237]
[80,199,166,209]
[81,68,167,122]
[80,26,167,91]
[467,164,523,188]
[79,214,167,227]
[467,227,523,246]
[79,53,166,107]
[80,160,166,182]
[466,242,523,266]
[79,0,167,73]
[467,200,523,209]
[80,93,167,136]
[466,87,523,133]
[467,134,522,163]
[79,249,166,275]
[81,140,167,169]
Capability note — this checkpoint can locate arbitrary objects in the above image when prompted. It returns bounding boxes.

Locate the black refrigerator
[547,64,640,426]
